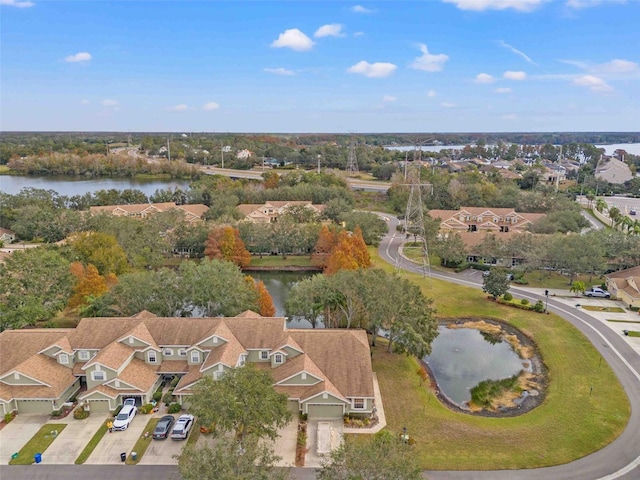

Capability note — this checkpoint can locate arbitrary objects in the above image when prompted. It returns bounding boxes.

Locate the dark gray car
[152,415,175,440]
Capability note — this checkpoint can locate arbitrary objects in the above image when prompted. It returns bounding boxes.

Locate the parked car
[123,398,136,407]
[171,414,195,440]
[584,287,611,298]
[483,270,514,281]
[152,415,175,440]
[630,209,637,216]
[113,405,137,431]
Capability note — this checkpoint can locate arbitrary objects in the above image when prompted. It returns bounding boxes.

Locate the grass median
[368,247,630,470]
[125,417,159,464]
[9,424,67,465]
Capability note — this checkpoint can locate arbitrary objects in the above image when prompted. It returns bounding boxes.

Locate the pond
[422,325,527,408]
[247,270,320,328]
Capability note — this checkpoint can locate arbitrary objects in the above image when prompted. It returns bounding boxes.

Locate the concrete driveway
[42,415,107,465]
[0,414,49,464]
[138,417,185,466]
[269,418,298,467]
[85,413,150,464]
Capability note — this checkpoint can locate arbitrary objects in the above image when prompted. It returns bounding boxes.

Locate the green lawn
[248,255,314,267]
[0,165,10,174]
[368,247,630,470]
[75,423,108,464]
[607,319,640,324]
[9,424,67,465]
[125,417,159,464]
[626,331,640,337]
[581,306,626,313]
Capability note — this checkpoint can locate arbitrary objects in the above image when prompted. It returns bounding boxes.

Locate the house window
[260,351,269,360]
[238,354,247,367]
[190,351,200,363]
[59,353,69,365]
[78,351,90,361]
[353,398,365,410]
[92,371,105,382]
[178,349,187,357]
[274,353,284,364]
[128,337,134,344]
[301,372,307,380]
[148,351,157,363]
[163,348,173,357]
[13,372,19,380]
[214,370,225,380]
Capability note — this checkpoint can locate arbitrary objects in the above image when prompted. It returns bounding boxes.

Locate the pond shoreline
[243,266,322,272]
[421,317,547,418]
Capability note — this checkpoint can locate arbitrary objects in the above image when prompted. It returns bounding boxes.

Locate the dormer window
[92,370,105,382]
[78,351,90,361]
[274,353,284,365]
[59,353,69,365]
[163,348,173,357]
[260,351,269,360]
[178,349,187,357]
[190,351,200,363]
[148,351,157,363]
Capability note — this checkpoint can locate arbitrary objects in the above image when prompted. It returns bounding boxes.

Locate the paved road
[377,213,640,480]
[201,166,391,192]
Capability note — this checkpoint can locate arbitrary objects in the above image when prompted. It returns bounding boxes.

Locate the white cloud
[80,99,90,105]
[347,61,397,78]
[0,0,35,7]
[271,28,314,51]
[65,52,92,63]
[314,24,345,38]
[100,99,119,107]
[411,44,449,72]
[351,5,373,13]
[202,102,220,111]
[382,95,397,102]
[443,0,545,12]
[427,89,437,98]
[475,73,494,84]
[573,75,613,93]
[167,104,189,112]
[498,41,538,66]
[441,102,456,108]
[504,70,527,80]
[494,87,513,93]
[264,67,295,76]
[595,59,638,74]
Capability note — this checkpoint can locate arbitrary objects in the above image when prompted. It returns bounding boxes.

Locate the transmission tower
[396,165,432,279]
[346,140,359,176]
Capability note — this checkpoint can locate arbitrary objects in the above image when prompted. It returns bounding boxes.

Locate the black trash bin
[120,452,126,462]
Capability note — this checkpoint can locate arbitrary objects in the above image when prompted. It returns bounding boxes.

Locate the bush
[162,392,174,406]
[74,408,90,420]
[51,410,62,417]
[521,299,530,306]
[454,262,470,273]
[533,300,545,313]
[140,403,154,414]
[4,412,15,424]
[503,293,513,301]
[170,376,180,388]
[152,391,163,403]
[168,403,181,414]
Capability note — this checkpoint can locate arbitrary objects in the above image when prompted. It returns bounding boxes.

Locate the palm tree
[595,198,607,213]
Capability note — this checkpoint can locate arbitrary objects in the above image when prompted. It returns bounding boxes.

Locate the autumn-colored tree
[262,171,280,189]
[68,262,116,309]
[255,280,276,317]
[204,226,251,268]
[324,228,371,275]
[311,225,337,268]
[71,231,129,276]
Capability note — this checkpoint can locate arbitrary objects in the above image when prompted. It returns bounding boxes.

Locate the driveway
[85,413,149,464]
[0,414,49,464]
[269,418,298,467]
[138,420,186,467]
[42,415,107,464]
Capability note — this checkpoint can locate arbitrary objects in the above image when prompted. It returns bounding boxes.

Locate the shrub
[51,410,62,417]
[162,392,174,406]
[170,376,180,388]
[168,403,181,414]
[152,391,163,403]
[454,262,470,273]
[140,403,154,414]
[503,293,513,301]
[4,412,15,424]
[521,298,529,306]
[74,408,90,420]
[533,300,545,313]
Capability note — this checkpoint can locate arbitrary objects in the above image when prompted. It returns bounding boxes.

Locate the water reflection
[423,326,525,407]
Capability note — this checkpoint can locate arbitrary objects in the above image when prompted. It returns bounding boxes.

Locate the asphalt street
[2,213,639,480]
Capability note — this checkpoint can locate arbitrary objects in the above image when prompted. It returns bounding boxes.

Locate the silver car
[584,287,610,298]
[170,414,194,440]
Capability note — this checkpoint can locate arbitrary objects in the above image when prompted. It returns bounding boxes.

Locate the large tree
[318,431,422,480]
[71,231,129,275]
[204,226,251,268]
[188,366,291,443]
[325,227,371,275]
[482,268,511,299]
[284,274,329,328]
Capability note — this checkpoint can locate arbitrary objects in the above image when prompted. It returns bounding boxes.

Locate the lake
[0,175,192,197]
[386,143,640,156]
[423,325,526,407]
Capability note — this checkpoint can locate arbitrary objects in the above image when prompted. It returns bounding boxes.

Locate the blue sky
[1,0,639,132]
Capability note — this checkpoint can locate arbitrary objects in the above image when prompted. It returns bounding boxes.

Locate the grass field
[9,424,67,465]
[581,306,626,313]
[0,165,10,174]
[367,246,630,470]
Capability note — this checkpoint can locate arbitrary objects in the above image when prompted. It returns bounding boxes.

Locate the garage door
[89,400,111,414]
[16,400,52,414]
[307,404,344,419]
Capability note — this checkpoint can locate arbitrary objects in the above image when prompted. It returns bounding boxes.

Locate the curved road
[377,213,640,480]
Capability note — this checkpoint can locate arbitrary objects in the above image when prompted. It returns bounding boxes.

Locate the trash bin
[11,453,18,460]
[131,452,137,461]
[120,452,126,462]
[34,453,42,464]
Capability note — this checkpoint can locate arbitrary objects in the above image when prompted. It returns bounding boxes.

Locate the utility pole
[317,155,321,174]
[221,141,224,169]
[167,137,171,162]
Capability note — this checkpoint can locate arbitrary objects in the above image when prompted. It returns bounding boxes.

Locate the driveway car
[152,415,175,440]
[584,287,611,298]
[123,398,136,407]
[113,405,137,431]
[171,414,194,440]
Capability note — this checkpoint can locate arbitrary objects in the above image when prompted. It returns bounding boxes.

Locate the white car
[113,405,137,431]
[584,287,611,298]
[170,414,194,440]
